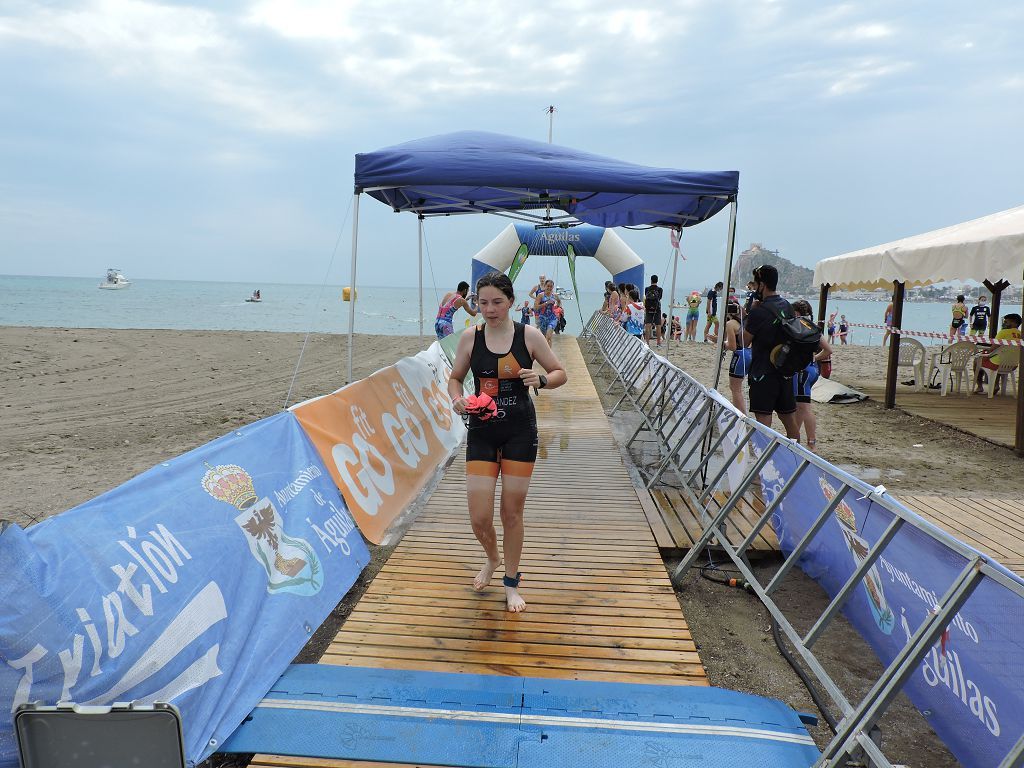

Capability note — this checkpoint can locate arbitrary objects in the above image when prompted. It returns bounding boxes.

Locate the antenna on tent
[541,105,557,226]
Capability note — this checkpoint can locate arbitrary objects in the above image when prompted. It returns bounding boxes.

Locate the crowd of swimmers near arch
[434,273,566,345]
[600,276,728,346]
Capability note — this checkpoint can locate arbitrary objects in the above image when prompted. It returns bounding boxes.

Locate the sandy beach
[660,340,1024,498]
[0,327,431,528]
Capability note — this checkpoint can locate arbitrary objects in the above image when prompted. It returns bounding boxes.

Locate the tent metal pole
[346,192,361,384]
[1018,274,1024,456]
[418,216,424,338]
[668,237,680,350]
[711,199,738,394]
[883,280,905,409]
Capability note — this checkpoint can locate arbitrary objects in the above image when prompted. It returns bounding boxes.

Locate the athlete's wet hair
[476,271,515,301]
[457,281,470,294]
[956,294,965,303]
[725,301,741,321]
[792,299,813,318]
[628,288,640,301]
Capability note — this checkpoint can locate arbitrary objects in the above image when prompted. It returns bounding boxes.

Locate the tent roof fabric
[354,131,739,228]
[814,205,1024,290]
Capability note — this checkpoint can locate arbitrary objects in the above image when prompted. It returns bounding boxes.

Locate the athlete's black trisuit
[465,322,538,474]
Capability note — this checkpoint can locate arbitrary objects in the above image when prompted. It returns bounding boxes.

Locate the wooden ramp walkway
[253,336,705,768]
[854,382,1017,448]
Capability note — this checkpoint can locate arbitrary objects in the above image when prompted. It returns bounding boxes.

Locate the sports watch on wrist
[538,374,548,389]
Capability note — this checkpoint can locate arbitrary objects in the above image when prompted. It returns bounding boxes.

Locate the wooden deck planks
[853,382,1017,447]
[650,488,779,554]
[901,494,1024,576]
[316,335,705,688]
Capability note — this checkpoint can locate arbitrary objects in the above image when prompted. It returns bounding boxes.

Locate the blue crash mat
[221,664,820,767]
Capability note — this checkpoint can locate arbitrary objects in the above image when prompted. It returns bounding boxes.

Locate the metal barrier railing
[585,310,1024,768]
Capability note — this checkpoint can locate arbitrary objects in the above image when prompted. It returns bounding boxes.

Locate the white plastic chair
[896,338,926,391]
[938,341,976,397]
[979,346,1019,398]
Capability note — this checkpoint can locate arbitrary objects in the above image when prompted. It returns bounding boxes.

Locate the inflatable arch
[470,224,644,292]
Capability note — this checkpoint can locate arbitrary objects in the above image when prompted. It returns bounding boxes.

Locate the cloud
[0,0,325,134]
[825,59,912,96]
[834,22,895,42]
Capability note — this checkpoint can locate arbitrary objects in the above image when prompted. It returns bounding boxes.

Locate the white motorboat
[98,269,130,289]
[245,289,262,303]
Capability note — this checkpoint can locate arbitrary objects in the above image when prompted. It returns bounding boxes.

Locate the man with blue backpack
[742,264,821,440]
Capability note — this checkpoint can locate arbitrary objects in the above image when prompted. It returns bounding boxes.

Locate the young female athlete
[950,294,968,342]
[535,279,560,344]
[722,301,750,412]
[435,281,478,339]
[448,272,568,612]
[791,300,833,450]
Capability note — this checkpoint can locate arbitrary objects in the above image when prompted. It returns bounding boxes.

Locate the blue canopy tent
[347,131,740,381]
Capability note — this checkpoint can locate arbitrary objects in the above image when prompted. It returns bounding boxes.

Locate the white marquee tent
[813,204,1024,455]
[814,205,1024,290]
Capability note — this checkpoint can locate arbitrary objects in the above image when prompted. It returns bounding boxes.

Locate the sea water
[0,275,1004,344]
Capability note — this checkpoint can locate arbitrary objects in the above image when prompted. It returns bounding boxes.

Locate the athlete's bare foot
[504,585,526,612]
[473,556,501,591]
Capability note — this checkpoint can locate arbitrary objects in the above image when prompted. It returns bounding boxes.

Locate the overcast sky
[1,0,1022,295]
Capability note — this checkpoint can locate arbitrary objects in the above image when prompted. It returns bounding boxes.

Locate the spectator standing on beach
[827,311,838,345]
[685,291,701,341]
[970,295,992,336]
[448,272,567,612]
[743,280,758,314]
[623,288,645,338]
[950,294,968,341]
[973,313,1022,394]
[644,275,664,346]
[435,281,478,339]
[604,280,620,319]
[791,300,833,450]
[723,301,750,413]
[671,315,682,340]
[882,301,894,346]
[838,314,849,345]
[703,281,723,343]
[743,265,800,439]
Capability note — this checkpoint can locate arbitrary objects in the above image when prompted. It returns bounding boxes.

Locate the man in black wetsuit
[644,275,664,346]
[742,265,799,439]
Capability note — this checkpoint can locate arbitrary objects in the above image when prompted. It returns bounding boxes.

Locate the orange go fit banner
[290,343,466,544]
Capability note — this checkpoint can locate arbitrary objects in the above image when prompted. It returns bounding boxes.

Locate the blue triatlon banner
[751,432,1024,767]
[0,412,370,767]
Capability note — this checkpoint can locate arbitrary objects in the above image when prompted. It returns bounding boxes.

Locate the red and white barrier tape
[842,322,1023,347]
